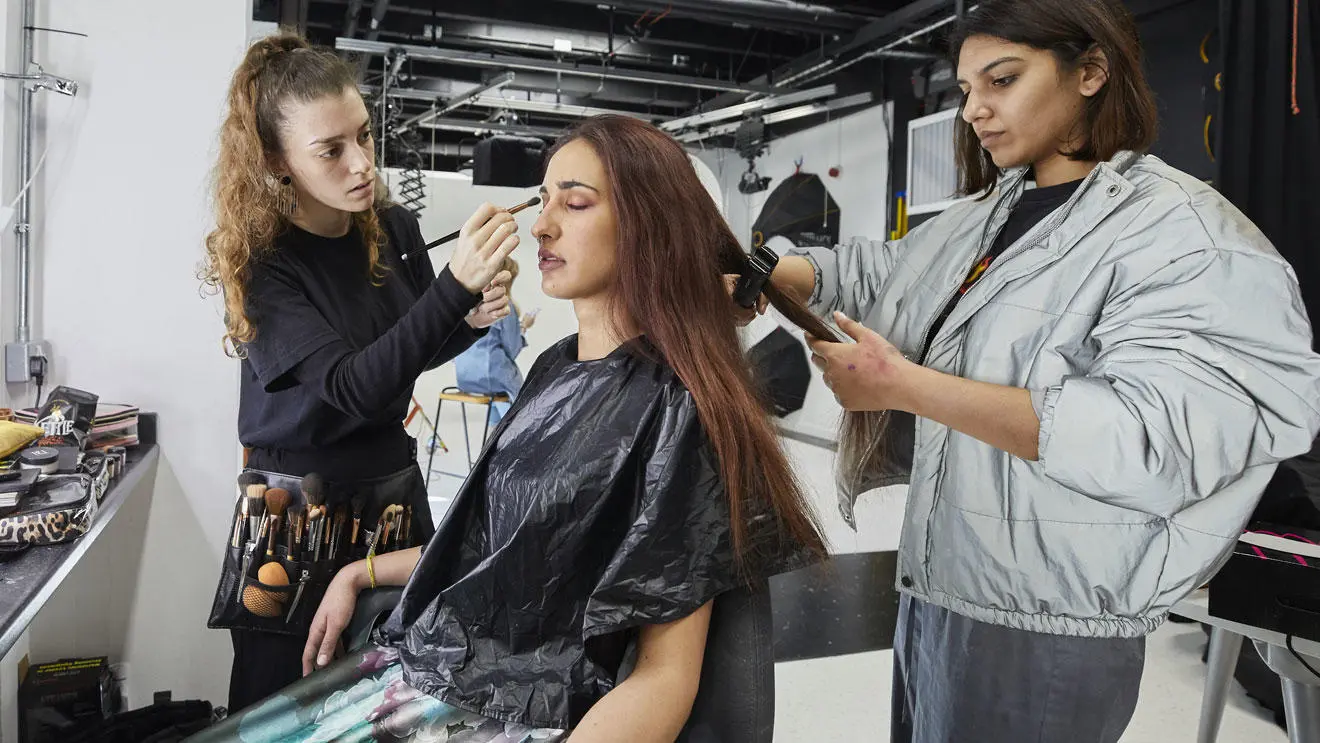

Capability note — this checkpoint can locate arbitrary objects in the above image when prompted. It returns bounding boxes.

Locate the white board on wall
[693,102,893,444]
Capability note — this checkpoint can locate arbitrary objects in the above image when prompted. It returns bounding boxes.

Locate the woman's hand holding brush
[449,203,524,295]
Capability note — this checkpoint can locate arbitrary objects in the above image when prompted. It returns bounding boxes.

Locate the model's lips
[349,181,372,195]
[978,130,1005,146]
[538,248,564,271]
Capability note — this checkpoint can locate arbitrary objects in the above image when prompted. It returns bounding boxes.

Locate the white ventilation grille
[906,107,968,215]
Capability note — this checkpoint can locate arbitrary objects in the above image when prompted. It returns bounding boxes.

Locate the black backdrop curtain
[1217,0,1320,347]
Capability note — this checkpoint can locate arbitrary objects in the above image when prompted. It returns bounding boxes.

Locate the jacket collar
[997,149,1143,192]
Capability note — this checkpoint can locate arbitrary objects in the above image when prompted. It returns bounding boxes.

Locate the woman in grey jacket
[749,0,1320,741]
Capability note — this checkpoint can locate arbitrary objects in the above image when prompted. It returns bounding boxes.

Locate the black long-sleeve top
[237,205,483,479]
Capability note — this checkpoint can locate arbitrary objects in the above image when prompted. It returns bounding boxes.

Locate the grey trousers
[892,595,1146,743]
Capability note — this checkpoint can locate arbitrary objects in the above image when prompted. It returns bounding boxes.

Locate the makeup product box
[18,656,120,743]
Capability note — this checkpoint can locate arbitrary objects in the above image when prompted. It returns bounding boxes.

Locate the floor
[773,621,1287,742]
[415,436,1289,743]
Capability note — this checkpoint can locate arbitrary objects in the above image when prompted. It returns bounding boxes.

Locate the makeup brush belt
[207,463,433,637]
[0,453,114,548]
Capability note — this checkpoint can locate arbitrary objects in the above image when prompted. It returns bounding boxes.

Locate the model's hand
[302,564,362,675]
[466,271,512,329]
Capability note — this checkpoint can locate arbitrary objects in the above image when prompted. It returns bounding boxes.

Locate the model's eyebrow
[307,118,371,147]
[539,180,600,196]
[956,56,1025,85]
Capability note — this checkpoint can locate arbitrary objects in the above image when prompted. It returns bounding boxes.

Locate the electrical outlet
[4,341,49,384]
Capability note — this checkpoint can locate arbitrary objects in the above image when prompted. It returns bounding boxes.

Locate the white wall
[697,103,893,445]
[2,0,250,710]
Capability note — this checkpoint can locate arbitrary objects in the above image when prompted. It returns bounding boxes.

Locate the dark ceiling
[254,0,968,170]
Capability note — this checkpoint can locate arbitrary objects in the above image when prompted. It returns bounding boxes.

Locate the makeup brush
[245,484,268,547]
[264,488,291,553]
[231,473,266,548]
[286,505,304,562]
[307,508,325,562]
[229,508,246,549]
[237,470,267,492]
[375,504,404,551]
[400,196,541,262]
[302,473,326,511]
[330,506,348,559]
[402,505,413,548]
[350,495,366,547]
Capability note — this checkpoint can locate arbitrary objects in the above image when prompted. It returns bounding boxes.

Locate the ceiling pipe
[416,115,566,138]
[550,0,870,33]
[337,37,782,94]
[397,72,518,135]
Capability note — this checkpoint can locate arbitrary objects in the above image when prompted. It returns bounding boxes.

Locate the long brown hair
[554,116,830,568]
[200,32,389,354]
[949,0,1158,196]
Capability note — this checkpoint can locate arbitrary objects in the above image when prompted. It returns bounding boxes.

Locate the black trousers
[891,595,1145,743]
[228,629,306,714]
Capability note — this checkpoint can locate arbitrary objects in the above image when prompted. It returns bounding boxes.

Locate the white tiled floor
[773,621,1287,742]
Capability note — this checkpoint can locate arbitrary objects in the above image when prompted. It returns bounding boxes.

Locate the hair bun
[251,33,310,68]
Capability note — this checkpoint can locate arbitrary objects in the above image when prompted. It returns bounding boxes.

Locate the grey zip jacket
[790,152,1320,638]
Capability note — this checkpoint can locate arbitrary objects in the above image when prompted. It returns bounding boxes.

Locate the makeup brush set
[207,469,418,635]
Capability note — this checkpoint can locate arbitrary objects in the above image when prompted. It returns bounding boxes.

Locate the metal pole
[378,51,389,169]
[15,0,35,344]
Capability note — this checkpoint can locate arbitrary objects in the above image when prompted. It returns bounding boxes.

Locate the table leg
[1283,678,1320,743]
[1199,627,1244,743]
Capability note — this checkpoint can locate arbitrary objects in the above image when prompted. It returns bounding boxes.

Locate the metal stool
[424,387,509,489]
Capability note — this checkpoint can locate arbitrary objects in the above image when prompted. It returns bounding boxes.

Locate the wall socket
[4,341,50,384]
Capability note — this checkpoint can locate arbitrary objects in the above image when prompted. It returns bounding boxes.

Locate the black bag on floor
[62,693,214,743]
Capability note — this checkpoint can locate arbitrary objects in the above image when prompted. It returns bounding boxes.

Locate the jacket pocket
[926,499,1167,620]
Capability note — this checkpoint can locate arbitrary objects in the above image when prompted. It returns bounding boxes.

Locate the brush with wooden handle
[350,495,366,550]
[264,488,291,553]
[286,505,304,563]
[375,505,404,552]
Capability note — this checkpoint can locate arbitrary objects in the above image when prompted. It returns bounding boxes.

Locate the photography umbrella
[747,326,812,417]
[750,172,840,249]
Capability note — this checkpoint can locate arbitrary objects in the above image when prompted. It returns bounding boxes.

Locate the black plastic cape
[379,336,799,729]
